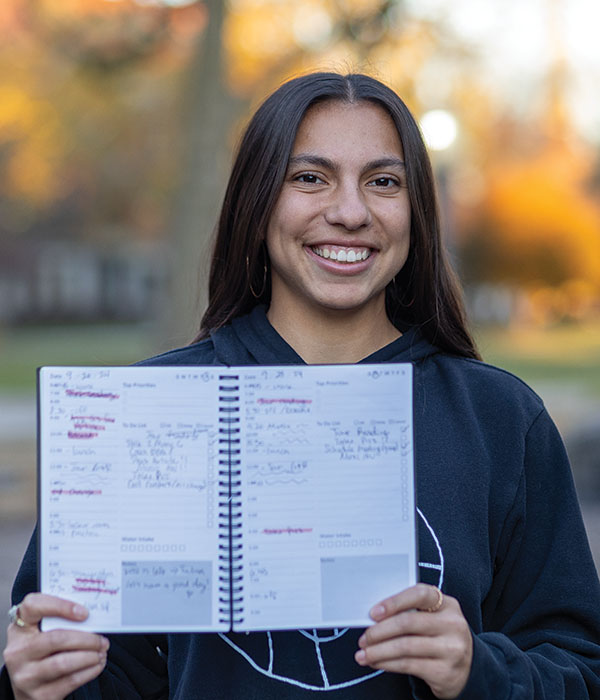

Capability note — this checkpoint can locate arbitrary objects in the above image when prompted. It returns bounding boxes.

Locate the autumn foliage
[1,0,599,323]
[458,119,600,320]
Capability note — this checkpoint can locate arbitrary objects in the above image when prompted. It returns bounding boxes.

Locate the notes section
[238,364,415,631]
[39,367,224,632]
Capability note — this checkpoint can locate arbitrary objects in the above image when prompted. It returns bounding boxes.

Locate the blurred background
[1,0,599,652]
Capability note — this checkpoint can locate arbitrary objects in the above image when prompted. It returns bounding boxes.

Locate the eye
[294,172,326,185]
[367,176,400,188]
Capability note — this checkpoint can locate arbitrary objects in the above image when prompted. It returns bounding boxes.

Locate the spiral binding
[217,375,244,627]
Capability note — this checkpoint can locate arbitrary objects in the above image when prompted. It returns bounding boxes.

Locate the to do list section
[39,367,223,632]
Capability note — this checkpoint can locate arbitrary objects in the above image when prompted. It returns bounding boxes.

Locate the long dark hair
[195,72,480,360]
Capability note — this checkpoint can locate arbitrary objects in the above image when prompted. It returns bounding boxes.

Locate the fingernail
[369,604,385,620]
[73,604,87,618]
[101,637,110,651]
[355,650,366,665]
[358,634,366,648]
[98,652,107,665]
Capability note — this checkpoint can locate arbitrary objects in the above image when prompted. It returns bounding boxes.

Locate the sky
[405,0,600,142]
[114,0,600,143]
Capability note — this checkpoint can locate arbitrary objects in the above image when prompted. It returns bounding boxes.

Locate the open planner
[38,363,416,633]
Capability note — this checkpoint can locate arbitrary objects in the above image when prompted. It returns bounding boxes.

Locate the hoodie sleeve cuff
[0,665,15,700]
[408,632,512,700]
[453,633,511,700]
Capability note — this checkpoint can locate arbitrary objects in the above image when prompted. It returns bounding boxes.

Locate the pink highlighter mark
[72,585,118,595]
[257,398,312,404]
[71,415,116,423]
[68,431,99,439]
[51,489,102,496]
[66,390,120,400]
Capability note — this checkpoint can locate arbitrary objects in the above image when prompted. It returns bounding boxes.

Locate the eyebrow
[288,154,406,172]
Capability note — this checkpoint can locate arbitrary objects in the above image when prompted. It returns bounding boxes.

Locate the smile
[311,246,371,263]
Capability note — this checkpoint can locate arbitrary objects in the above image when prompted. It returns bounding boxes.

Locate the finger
[23,655,107,699]
[17,593,88,627]
[361,653,471,698]
[29,648,108,685]
[359,653,444,679]
[359,610,442,647]
[355,635,444,667]
[370,584,445,621]
[6,647,107,695]
[18,629,110,662]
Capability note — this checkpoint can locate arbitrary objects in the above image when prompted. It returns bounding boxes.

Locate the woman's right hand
[3,593,109,700]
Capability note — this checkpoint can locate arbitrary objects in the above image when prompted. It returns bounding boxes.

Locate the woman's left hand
[354,583,473,699]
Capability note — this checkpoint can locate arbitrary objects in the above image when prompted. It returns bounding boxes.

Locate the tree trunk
[158,0,239,350]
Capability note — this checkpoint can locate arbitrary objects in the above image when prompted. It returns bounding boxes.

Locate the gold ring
[425,587,443,613]
[8,604,27,628]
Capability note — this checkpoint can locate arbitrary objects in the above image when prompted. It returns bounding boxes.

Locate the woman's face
[266,100,411,323]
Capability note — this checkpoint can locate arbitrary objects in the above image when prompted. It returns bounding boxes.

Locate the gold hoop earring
[247,248,268,299]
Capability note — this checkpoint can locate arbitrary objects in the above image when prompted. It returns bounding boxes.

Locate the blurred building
[0,238,167,324]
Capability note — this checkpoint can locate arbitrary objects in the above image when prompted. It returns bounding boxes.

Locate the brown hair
[195,72,479,360]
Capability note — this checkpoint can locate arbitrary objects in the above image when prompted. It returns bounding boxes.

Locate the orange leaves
[225,2,325,93]
[0,85,65,206]
[224,0,411,96]
[36,0,131,17]
[486,146,600,284]
[0,0,207,230]
[460,134,600,303]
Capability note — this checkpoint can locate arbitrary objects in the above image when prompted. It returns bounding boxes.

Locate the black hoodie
[3,306,600,699]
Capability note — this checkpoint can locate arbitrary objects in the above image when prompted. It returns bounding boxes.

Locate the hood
[211,305,440,367]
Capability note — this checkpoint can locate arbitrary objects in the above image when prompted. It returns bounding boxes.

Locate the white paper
[39,366,225,632]
[38,364,415,633]
[238,364,415,631]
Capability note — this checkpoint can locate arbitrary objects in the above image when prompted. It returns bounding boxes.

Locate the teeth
[312,247,370,263]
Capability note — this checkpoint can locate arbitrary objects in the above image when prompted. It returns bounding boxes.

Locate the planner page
[38,366,226,633]
[237,363,415,631]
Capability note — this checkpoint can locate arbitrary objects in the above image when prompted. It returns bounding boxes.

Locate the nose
[324,182,372,230]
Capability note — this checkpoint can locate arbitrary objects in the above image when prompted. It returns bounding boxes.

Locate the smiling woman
[3,73,600,700]
[200,73,478,364]
[265,101,411,363]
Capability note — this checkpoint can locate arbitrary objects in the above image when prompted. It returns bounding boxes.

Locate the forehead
[292,100,404,160]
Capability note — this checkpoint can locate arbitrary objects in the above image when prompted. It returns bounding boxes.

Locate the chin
[315,286,385,310]
[311,296,382,316]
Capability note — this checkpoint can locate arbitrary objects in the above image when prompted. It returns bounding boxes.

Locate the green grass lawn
[475,322,600,399]
[0,321,599,398]
[0,324,159,393]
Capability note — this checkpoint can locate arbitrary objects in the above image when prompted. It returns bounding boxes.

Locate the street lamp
[419,109,459,258]
[420,109,458,152]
